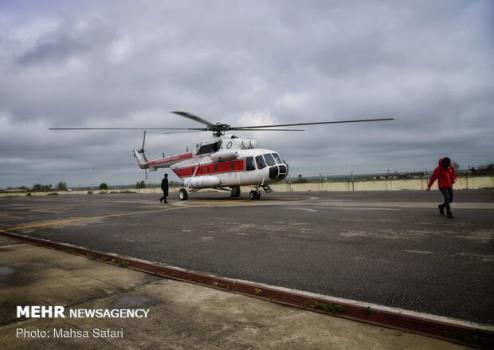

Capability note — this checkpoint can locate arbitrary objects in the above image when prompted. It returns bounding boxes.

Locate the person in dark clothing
[427,157,456,218]
[160,173,169,204]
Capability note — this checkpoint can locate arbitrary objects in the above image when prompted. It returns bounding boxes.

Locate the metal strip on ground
[1,230,492,349]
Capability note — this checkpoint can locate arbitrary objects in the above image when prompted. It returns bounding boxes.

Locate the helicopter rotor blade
[49,114,394,138]
[160,130,209,135]
[49,127,206,130]
[229,118,394,129]
[229,128,305,131]
[171,111,215,127]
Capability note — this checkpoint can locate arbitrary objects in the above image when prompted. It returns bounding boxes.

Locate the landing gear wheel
[249,190,261,200]
[231,187,240,198]
[178,188,188,201]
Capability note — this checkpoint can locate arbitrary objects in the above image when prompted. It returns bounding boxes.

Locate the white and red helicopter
[51,111,393,200]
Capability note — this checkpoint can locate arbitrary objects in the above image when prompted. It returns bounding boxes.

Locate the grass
[307,302,346,314]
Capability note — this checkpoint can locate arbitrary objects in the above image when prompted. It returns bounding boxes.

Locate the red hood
[429,158,456,189]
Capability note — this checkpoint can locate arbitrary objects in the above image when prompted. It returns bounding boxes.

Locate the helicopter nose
[278,163,288,181]
[268,162,288,181]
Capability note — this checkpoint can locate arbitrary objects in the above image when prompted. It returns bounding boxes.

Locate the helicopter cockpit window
[255,155,266,169]
[245,157,256,171]
[272,153,281,164]
[263,153,276,166]
[197,141,221,155]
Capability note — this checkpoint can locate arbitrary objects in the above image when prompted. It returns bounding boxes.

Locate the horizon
[4,161,493,191]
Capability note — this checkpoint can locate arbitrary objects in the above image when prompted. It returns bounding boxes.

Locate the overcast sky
[1,0,493,188]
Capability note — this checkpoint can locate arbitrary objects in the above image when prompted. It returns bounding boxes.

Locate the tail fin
[134,149,148,169]
[134,131,148,169]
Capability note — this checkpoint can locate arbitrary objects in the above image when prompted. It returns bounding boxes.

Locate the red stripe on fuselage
[173,159,245,178]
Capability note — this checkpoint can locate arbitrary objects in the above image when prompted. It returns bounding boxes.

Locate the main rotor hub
[211,123,231,136]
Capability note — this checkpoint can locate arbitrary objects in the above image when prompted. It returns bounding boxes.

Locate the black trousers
[160,191,168,202]
[439,187,453,210]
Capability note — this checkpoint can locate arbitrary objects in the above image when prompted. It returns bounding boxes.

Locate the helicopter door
[243,156,261,183]
[254,155,267,183]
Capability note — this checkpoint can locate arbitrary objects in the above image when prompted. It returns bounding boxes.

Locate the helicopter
[50,111,393,200]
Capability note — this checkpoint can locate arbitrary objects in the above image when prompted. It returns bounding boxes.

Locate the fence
[1,176,493,198]
[269,175,494,192]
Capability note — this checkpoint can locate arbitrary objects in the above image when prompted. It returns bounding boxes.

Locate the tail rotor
[139,130,146,153]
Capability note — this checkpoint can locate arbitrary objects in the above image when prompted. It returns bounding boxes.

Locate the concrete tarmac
[1,190,493,324]
[0,235,468,350]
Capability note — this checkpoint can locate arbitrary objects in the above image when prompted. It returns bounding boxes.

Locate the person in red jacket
[427,157,456,218]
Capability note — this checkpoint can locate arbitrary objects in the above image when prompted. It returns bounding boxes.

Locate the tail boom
[142,152,193,169]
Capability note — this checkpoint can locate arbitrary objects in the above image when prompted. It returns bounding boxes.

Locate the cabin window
[197,141,221,155]
[263,153,276,166]
[255,155,266,169]
[245,157,256,171]
[272,153,281,164]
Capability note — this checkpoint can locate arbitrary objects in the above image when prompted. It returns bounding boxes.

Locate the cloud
[0,0,493,187]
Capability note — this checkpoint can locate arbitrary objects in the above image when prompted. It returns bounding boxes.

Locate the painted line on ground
[0,200,303,231]
[0,206,184,231]
[1,229,492,349]
[309,201,494,210]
